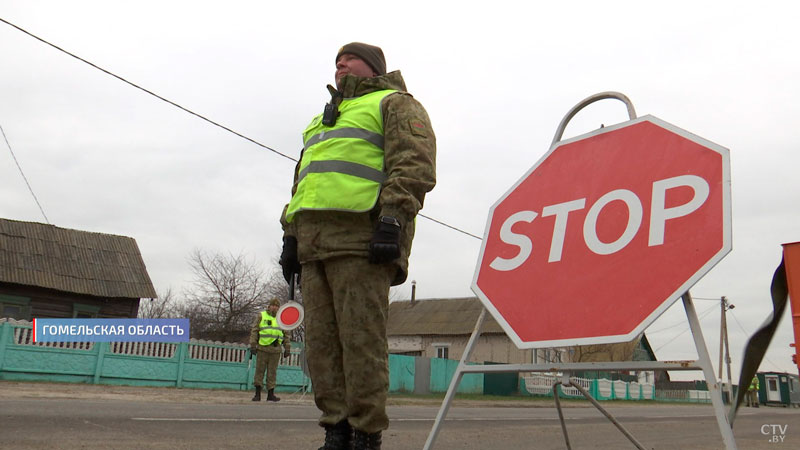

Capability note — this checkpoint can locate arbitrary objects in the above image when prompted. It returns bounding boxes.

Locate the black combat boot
[251,386,261,402]
[353,430,381,450]
[266,388,280,402]
[318,420,352,450]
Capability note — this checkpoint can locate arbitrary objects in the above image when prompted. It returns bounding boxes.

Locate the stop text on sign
[490,174,709,271]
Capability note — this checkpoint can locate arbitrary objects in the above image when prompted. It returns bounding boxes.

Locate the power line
[729,309,751,336]
[648,301,719,335]
[728,308,782,371]
[0,16,294,163]
[417,213,482,240]
[648,318,693,335]
[656,303,787,373]
[653,302,719,353]
[0,16,483,241]
[1,124,50,224]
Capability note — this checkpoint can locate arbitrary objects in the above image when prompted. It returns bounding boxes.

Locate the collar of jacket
[332,70,407,100]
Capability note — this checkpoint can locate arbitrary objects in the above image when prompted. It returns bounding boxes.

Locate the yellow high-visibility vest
[258,311,284,346]
[285,89,396,222]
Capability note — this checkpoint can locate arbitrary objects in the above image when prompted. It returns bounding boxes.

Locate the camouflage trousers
[253,348,281,389]
[301,255,395,434]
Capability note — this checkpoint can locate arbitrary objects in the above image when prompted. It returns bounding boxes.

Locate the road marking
[132,417,539,422]
[132,414,715,423]
[132,418,319,422]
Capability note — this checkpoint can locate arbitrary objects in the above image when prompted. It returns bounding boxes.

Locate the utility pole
[719,300,725,380]
[719,296,734,402]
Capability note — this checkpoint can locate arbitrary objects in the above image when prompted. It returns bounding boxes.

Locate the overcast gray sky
[2,1,799,382]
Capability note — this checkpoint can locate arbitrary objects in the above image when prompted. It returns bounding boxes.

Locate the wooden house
[387,297,570,364]
[0,218,156,320]
[387,297,656,381]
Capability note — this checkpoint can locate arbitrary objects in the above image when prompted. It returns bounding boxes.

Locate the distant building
[388,297,568,364]
[0,218,156,319]
[757,371,800,407]
[387,297,657,382]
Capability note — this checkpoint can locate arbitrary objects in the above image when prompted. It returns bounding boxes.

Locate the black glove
[249,348,256,358]
[283,349,290,359]
[279,236,301,284]
[369,216,401,264]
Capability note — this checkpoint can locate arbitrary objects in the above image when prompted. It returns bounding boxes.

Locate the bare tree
[183,249,272,342]
[138,288,180,318]
[570,334,642,362]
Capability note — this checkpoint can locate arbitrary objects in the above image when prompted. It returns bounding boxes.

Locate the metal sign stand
[422,291,737,449]
[552,376,646,450]
[427,92,735,448]
[288,347,310,399]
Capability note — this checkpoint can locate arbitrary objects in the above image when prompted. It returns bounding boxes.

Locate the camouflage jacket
[281,70,437,285]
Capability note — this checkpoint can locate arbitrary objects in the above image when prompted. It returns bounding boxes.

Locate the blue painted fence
[1,320,705,402]
[0,319,306,392]
[0,320,481,394]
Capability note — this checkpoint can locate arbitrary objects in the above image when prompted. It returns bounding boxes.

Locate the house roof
[636,333,657,361]
[388,298,656,361]
[387,297,506,335]
[0,218,157,299]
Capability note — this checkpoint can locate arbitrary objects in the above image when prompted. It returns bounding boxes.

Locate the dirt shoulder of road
[0,380,260,405]
[0,380,599,408]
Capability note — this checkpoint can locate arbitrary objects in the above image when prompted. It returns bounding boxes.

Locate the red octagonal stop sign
[472,115,731,348]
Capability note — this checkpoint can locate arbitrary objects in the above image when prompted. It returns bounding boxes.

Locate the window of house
[72,303,101,318]
[0,294,31,320]
[433,344,449,359]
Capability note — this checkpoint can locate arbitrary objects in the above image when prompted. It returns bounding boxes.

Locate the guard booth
[758,372,800,407]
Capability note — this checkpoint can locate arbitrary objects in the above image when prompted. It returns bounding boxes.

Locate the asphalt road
[1,382,798,449]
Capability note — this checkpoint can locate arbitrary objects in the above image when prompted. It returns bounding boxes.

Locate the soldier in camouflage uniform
[249,298,291,402]
[279,42,436,450]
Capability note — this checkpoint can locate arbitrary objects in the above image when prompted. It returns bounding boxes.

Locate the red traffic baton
[278,273,304,331]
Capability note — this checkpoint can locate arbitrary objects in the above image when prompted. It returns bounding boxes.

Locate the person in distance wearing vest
[249,298,291,402]
[279,42,436,450]
[746,375,760,407]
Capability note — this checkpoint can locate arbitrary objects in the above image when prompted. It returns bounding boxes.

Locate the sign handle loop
[551,91,637,145]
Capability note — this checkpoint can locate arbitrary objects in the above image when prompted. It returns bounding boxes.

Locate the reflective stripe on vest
[258,310,284,346]
[285,89,396,222]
